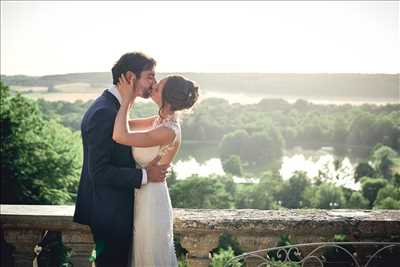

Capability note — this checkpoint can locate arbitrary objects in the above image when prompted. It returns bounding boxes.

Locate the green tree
[252,186,276,210]
[219,128,283,164]
[233,172,281,210]
[219,129,249,160]
[347,113,376,146]
[332,117,348,144]
[1,82,81,204]
[354,162,376,182]
[234,184,257,209]
[369,144,398,180]
[374,184,400,207]
[169,175,232,209]
[393,174,400,188]
[222,155,243,176]
[301,186,318,208]
[374,197,400,209]
[312,183,346,209]
[347,192,369,209]
[234,183,276,210]
[247,129,284,163]
[276,171,310,209]
[360,177,388,208]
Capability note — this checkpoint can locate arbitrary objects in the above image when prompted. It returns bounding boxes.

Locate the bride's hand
[118,73,136,104]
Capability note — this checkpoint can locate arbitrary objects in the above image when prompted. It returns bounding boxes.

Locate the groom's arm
[86,107,143,189]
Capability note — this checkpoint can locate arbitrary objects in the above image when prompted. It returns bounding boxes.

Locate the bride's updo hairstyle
[160,75,199,114]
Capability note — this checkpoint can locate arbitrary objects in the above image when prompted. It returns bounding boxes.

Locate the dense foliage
[36,97,400,161]
[1,82,81,204]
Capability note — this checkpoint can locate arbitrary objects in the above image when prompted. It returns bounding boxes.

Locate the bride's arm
[128,116,157,131]
[113,105,175,147]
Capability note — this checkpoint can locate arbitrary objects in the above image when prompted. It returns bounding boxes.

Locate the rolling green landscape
[1,73,399,207]
[1,74,399,266]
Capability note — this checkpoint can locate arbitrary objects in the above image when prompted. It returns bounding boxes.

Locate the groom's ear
[125,71,136,81]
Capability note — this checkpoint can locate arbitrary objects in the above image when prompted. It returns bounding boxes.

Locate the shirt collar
[107,85,122,104]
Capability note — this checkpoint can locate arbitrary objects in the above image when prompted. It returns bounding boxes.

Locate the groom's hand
[146,156,170,183]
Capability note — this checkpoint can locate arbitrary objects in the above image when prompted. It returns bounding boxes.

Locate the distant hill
[1,72,399,99]
[0,72,111,88]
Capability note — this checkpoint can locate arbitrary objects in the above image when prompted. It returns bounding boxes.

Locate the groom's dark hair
[112,52,156,85]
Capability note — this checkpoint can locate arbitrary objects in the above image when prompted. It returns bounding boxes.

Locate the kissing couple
[73,52,199,267]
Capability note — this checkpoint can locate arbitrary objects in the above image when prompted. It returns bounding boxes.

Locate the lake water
[172,143,363,191]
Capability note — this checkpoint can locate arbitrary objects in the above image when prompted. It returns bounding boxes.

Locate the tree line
[35,95,400,165]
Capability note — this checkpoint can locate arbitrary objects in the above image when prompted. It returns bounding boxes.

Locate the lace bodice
[132,114,181,168]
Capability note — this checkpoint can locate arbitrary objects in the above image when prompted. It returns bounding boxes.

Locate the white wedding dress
[131,115,180,267]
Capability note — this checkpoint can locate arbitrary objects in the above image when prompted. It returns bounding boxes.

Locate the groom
[73,52,169,267]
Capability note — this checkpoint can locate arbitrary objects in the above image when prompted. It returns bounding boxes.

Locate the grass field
[10,85,48,92]
[52,82,104,93]
[23,92,101,102]
[10,83,105,102]
[12,83,155,103]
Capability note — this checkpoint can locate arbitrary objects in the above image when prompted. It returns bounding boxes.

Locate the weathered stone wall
[1,205,400,266]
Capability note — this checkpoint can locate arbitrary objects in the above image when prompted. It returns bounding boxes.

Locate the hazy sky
[1,1,399,75]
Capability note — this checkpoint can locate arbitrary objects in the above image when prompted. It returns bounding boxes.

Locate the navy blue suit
[73,90,142,266]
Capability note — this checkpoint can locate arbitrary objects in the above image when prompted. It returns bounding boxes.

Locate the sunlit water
[279,154,360,190]
[172,157,261,184]
[172,152,361,191]
[173,158,225,178]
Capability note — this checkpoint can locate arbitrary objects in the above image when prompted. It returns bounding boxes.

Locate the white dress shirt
[108,86,148,185]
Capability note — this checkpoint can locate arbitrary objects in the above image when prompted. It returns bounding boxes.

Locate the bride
[112,73,199,266]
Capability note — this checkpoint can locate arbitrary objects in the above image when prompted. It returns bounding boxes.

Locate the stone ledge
[173,209,400,239]
[2,205,399,237]
[2,205,400,267]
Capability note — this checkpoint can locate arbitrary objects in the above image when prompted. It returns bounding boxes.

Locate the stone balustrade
[1,205,400,267]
